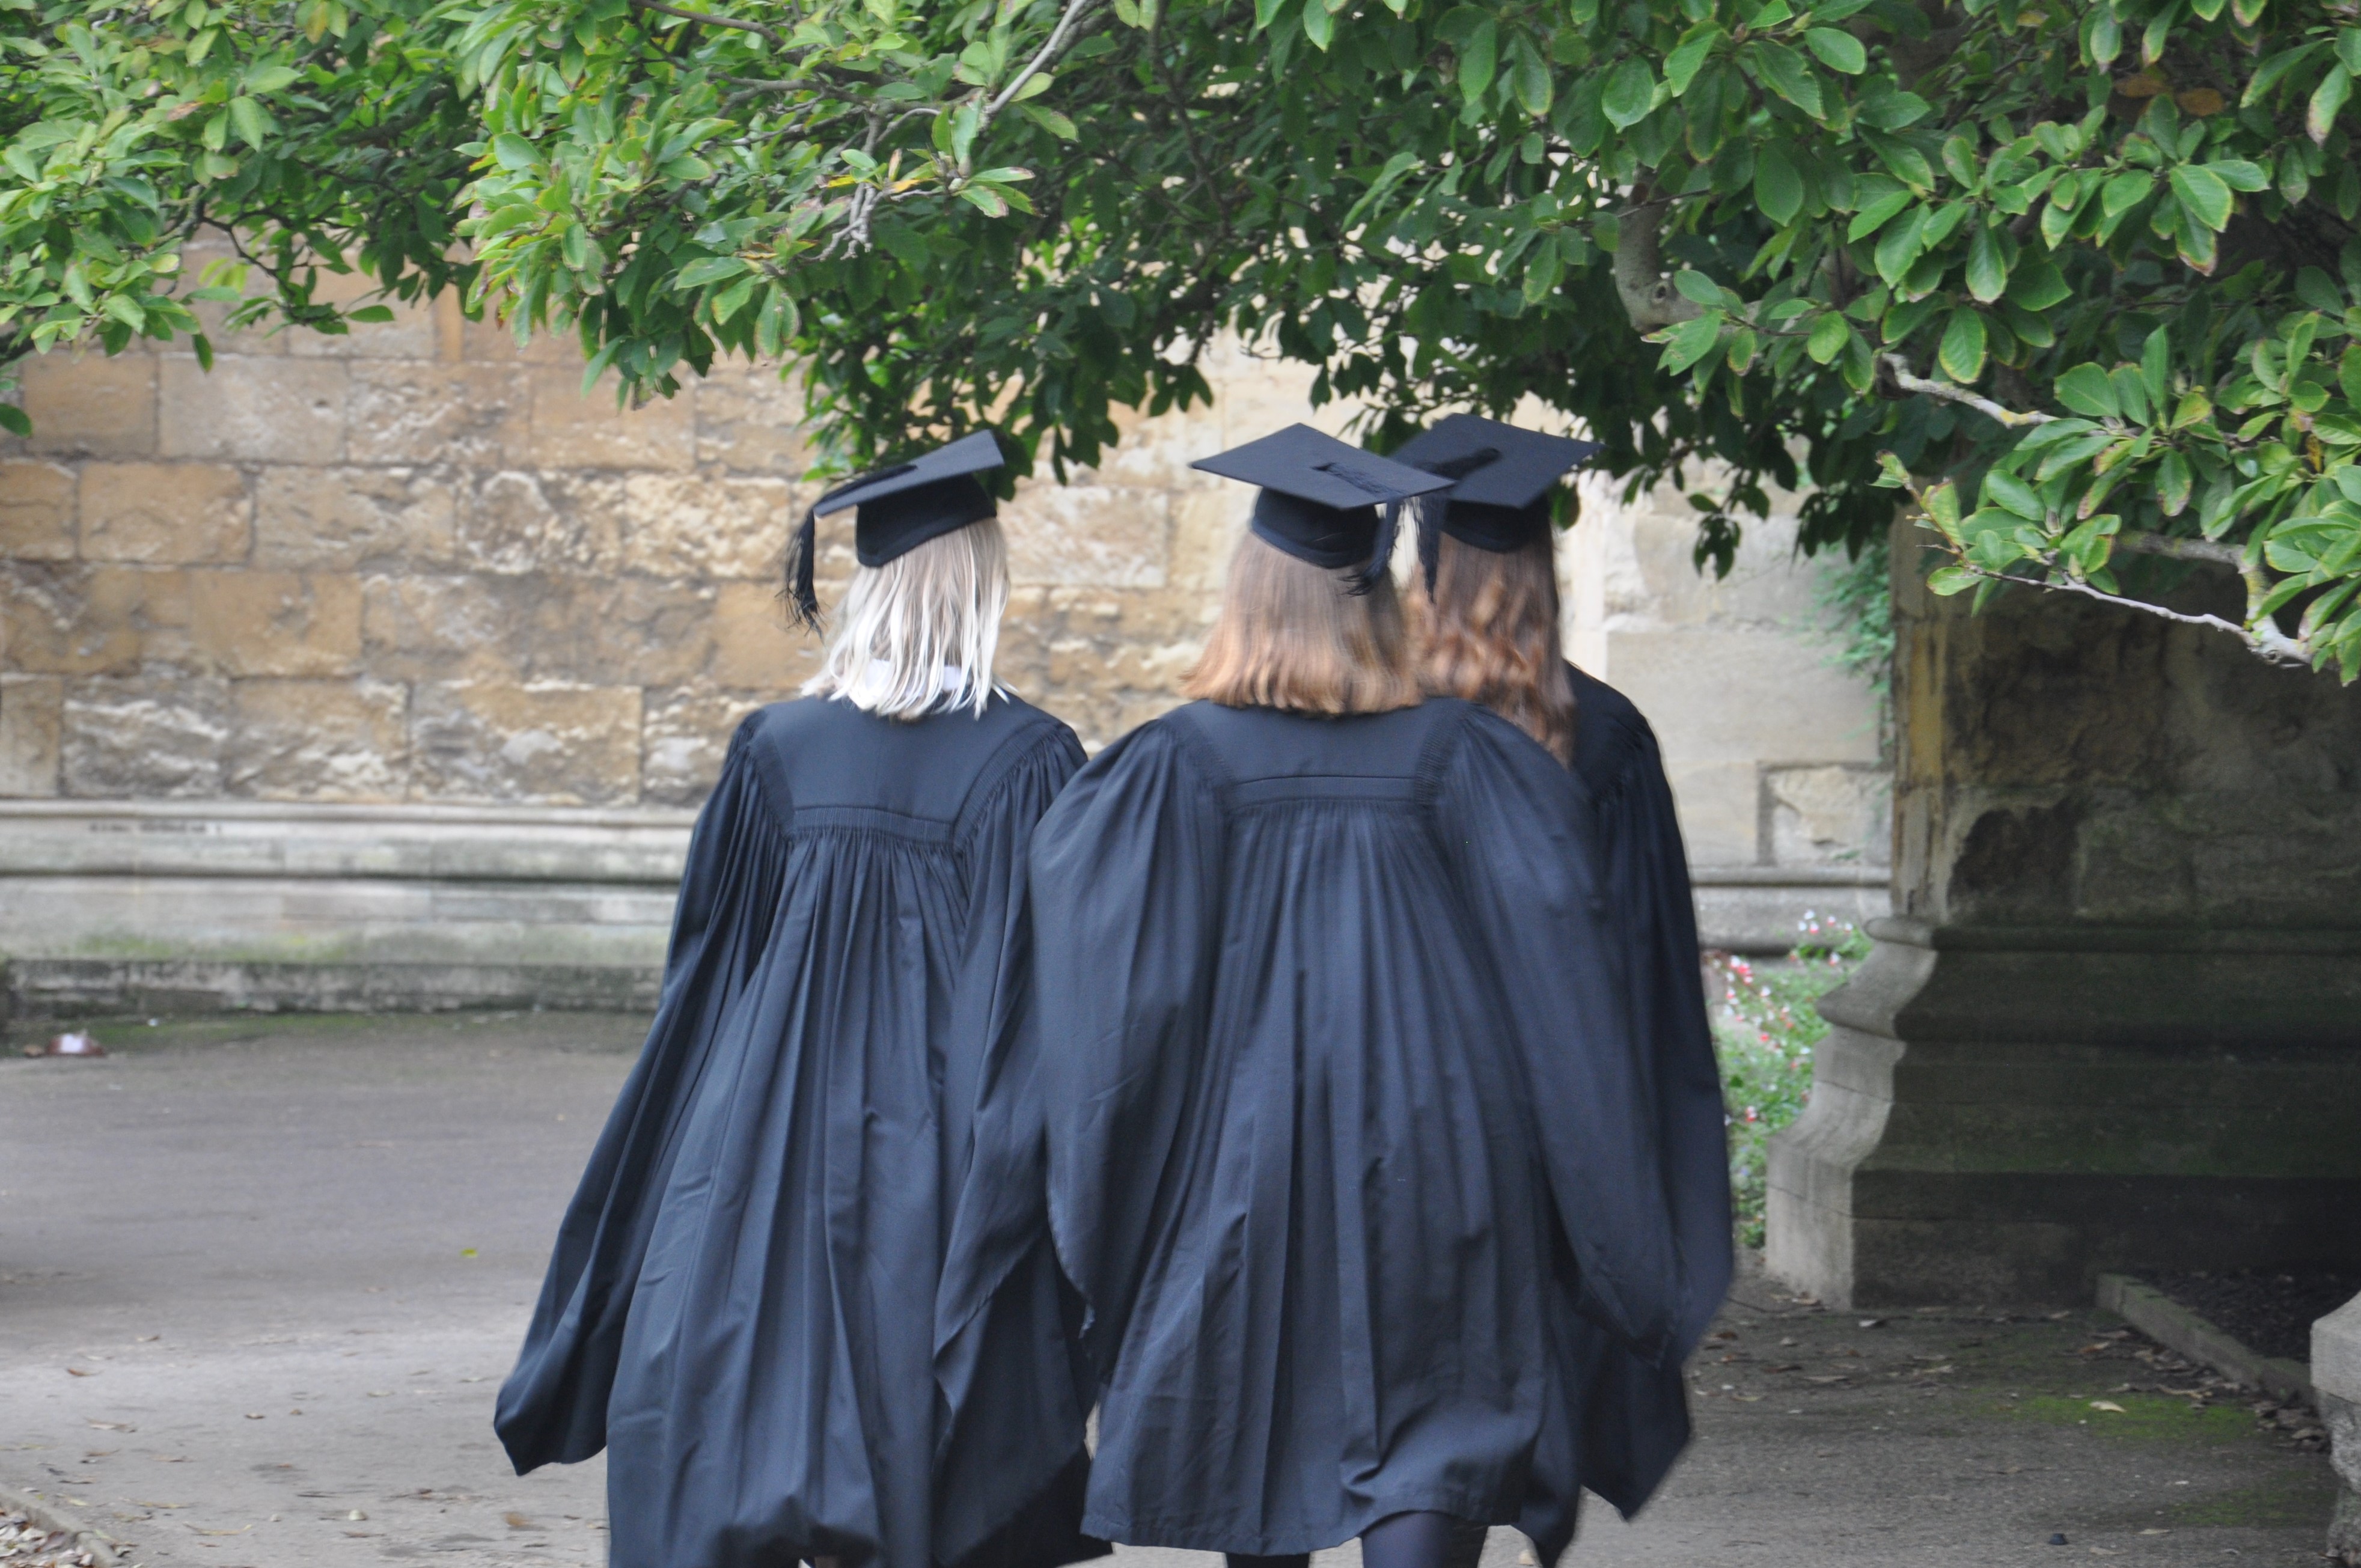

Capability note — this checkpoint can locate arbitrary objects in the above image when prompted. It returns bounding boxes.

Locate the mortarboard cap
[1388,413,1602,587]
[1190,424,1453,594]
[786,430,1007,627]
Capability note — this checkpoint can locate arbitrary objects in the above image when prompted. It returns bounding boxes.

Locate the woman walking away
[1392,413,1733,1549]
[999,424,1680,1568]
[495,432,1102,1568]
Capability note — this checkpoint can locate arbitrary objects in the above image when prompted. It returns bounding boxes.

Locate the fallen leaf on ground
[66,1368,93,1377]
[134,1501,189,1509]
[505,1513,533,1530]
[242,1413,265,1420]
[85,1422,132,1432]
[186,1524,251,1536]
[2089,1400,2127,1413]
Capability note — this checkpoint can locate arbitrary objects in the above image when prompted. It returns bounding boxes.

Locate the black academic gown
[1515,667,1733,1551]
[1010,697,1679,1560]
[494,694,1102,1568]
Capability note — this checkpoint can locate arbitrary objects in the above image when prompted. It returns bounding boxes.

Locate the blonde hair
[1414,529,1577,764]
[802,519,1010,720]
[1180,531,1422,715]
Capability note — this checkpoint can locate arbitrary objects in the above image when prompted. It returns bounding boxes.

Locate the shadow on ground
[0,1014,2337,1567]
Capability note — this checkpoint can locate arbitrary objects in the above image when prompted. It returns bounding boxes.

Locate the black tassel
[1417,494,1446,595]
[1353,498,1402,596]
[785,504,820,630]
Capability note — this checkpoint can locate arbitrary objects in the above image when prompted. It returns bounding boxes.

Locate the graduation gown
[1013,697,1679,1560]
[1515,667,1733,1551]
[493,693,1100,1568]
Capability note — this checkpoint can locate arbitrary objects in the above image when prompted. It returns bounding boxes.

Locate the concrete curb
[0,1486,124,1567]
[2097,1272,2317,1405]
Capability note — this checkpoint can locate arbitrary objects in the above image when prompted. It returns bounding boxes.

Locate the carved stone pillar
[1765,526,2361,1306]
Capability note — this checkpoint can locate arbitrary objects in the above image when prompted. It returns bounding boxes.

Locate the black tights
[1226,1509,1466,1568]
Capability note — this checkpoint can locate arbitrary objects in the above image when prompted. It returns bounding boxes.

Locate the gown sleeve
[1576,682,1733,1356]
[1435,707,1681,1363]
[494,714,792,1473]
[1025,721,1227,1382]
[929,722,1108,1568]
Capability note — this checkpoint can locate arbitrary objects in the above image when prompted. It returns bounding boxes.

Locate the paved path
[1,1015,2338,1568]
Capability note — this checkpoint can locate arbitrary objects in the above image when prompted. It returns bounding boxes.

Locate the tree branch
[2033,572,2312,665]
[629,0,781,46]
[1611,195,1702,331]
[984,0,1096,125]
[2115,530,2242,567]
[1881,354,2057,427]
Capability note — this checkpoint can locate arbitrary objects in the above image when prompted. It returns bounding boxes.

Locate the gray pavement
[1,1014,2339,1568]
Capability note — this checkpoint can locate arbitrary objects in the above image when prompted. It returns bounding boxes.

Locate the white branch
[1882,355,2057,428]
[968,0,1096,172]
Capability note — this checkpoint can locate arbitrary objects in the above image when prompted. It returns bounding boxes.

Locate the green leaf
[2158,450,2193,515]
[2168,163,2233,231]
[1017,103,1078,139]
[1847,186,1913,240]
[1965,225,2009,303]
[2102,171,2155,218]
[1939,308,1988,383]
[1602,57,1655,128]
[675,256,750,288]
[491,134,539,171]
[1984,470,2044,519]
[2008,258,2071,310]
[2142,327,2170,412]
[0,404,29,439]
[1927,565,1981,595]
[1658,313,1724,373]
[1803,26,1866,73]
[1754,144,1803,225]
[1859,90,1931,130]
[961,183,1011,216]
[2055,364,2121,418]
[227,94,273,150]
[1459,19,1499,102]
[2311,64,2353,144]
[1749,41,1824,118]
[1873,206,1928,286]
[1807,311,1849,363]
[1664,26,1721,93]
[347,305,395,323]
[2207,159,2268,192]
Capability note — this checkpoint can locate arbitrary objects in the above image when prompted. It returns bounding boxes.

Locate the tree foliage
[6,0,2361,677]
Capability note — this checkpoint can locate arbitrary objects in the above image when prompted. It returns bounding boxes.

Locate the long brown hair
[1415,530,1577,763]
[1182,532,1423,715]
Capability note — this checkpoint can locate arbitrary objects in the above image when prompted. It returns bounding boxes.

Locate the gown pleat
[998,697,1681,1561]
[495,695,1101,1568]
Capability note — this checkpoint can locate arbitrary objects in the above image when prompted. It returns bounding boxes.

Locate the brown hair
[1414,530,1577,764]
[1181,531,1423,715]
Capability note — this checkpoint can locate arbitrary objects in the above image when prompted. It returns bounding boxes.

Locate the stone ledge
[2096,1272,2315,1404]
[10,957,662,1016]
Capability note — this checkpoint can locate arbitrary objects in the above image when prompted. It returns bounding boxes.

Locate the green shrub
[1709,915,1873,1250]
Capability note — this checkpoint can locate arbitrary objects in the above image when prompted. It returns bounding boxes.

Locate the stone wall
[0,263,1889,1009]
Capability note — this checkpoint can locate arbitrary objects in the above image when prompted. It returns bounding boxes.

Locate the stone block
[5,354,157,457]
[284,272,442,361]
[620,471,794,581]
[60,674,231,796]
[0,461,76,560]
[1,563,148,676]
[573,577,722,686]
[159,356,347,463]
[528,365,694,471]
[254,466,457,570]
[361,572,538,682]
[710,579,819,691]
[1168,487,1247,596]
[347,362,530,466]
[0,673,63,795]
[410,680,642,804]
[643,686,762,807]
[1090,397,1226,490]
[1005,484,1169,588]
[79,462,251,564]
[1661,758,1762,868]
[227,679,408,800]
[694,368,810,472]
[457,470,627,576]
[1768,763,1892,867]
[188,570,362,677]
[1602,626,1883,765]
